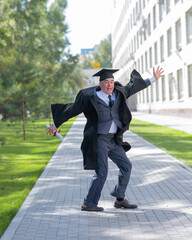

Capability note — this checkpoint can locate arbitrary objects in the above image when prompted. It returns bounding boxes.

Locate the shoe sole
[81,208,104,212]
[81,209,104,212]
[114,204,138,209]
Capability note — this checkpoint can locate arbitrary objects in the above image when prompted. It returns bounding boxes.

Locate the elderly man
[46,66,164,212]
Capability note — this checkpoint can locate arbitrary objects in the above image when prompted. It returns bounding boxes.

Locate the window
[130,13,133,29]
[168,73,175,100]
[160,35,164,62]
[176,19,182,51]
[149,47,152,68]
[147,88,149,103]
[162,76,166,101]
[177,69,183,100]
[138,92,142,104]
[167,28,172,56]
[139,0,142,14]
[136,2,138,19]
[134,36,136,52]
[188,64,192,97]
[145,51,148,71]
[131,39,133,54]
[141,55,144,73]
[148,13,151,36]
[151,85,154,102]
[143,89,146,103]
[186,8,192,44]
[154,42,158,64]
[166,0,171,14]
[156,79,160,101]
[138,58,140,72]
[153,5,156,29]
[133,8,136,25]
[140,28,143,45]
[159,2,163,22]
[137,31,139,48]
[143,0,145,9]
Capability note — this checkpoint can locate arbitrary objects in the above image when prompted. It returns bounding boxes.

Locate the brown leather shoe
[114,199,138,209]
[81,203,104,212]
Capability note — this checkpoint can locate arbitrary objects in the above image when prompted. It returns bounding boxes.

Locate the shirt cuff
[149,76,156,84]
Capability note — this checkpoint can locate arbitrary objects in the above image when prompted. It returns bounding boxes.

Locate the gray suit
[84,91,132,207]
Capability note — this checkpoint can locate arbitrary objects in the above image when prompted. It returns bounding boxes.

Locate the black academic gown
[51,69,150,170]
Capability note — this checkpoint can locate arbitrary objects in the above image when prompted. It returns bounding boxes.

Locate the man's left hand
[153,66,165,80]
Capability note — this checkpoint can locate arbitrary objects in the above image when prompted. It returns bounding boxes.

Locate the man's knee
[96,167,108,182]
[122,160,132,176]
[98,171,108,182]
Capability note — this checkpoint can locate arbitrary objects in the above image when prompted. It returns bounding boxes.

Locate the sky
[49,0,114,55]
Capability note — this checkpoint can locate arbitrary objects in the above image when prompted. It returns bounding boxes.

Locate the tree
[93,34,112,68]
[0,0,84,139]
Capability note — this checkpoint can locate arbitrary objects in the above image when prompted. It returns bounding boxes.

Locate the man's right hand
[46,124,57,135]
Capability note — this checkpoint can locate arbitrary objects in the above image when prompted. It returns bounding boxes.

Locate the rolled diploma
[46,124,64,140]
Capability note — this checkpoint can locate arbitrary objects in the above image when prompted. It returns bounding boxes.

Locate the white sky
[49,0,114,55]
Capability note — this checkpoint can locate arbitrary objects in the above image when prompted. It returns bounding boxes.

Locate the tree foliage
[93,34,112,68]
[0,0,84,139]
[79,34,112,69]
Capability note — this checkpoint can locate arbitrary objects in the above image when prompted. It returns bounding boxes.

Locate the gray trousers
[84,134,132,207]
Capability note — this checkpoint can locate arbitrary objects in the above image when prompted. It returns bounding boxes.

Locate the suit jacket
[51,69,151,170]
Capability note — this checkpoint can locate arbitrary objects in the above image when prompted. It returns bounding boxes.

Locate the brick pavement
[1,115,192,240]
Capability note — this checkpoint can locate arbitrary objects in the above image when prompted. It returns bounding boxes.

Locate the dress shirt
[96,91,117,133]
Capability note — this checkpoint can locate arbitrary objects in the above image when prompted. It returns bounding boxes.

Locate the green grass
[130,119,192,167]
[0,117,76,237]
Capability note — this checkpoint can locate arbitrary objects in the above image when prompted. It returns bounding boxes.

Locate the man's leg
[109,141,137,208]
[109,142,132,199]
[83,135,109,207]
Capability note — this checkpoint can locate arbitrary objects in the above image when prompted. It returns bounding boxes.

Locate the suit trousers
[84,134,132,207]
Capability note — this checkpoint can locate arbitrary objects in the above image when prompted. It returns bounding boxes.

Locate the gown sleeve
[51,89,88,128]
[124,69,151,98]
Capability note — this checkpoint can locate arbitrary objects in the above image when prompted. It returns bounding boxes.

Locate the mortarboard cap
[93,68,119,81]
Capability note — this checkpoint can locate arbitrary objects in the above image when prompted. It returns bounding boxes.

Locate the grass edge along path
[0,117,76,237]
[130,118,192,168]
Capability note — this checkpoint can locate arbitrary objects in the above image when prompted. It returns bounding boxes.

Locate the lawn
[0,117,76,237]
[130,118,192,167]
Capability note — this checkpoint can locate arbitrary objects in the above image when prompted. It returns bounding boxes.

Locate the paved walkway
[1,114,192,240]
[132,112,192,134]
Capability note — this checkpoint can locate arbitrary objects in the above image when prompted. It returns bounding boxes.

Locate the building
[80,45,99,55]
[112,0,192,116]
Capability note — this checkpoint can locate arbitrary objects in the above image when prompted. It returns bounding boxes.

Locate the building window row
[113,1,187,61]
[116,8,191,72]
[137,64,192,105]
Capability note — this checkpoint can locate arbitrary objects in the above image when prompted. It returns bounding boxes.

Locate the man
[46,66,164,212]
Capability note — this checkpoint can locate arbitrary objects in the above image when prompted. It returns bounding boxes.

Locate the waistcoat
[96,92,123,134]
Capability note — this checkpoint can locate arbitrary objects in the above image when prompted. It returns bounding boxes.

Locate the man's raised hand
[153,66,165,81]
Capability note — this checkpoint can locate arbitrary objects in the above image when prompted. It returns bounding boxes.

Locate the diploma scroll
[46,124,64,140]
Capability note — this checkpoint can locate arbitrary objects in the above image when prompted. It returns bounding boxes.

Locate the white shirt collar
[96,90,115,100]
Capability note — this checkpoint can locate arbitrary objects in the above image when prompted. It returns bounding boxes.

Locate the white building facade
[112,0,192,116]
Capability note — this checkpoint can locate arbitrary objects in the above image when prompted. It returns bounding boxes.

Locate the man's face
[99,78,114,95]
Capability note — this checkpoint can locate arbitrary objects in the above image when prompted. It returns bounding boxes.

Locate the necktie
[108,95,114,108]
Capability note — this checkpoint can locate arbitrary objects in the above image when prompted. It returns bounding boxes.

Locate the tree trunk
[22,95,26,140]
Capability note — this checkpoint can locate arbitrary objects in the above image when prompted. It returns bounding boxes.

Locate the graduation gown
[51,69,150,170]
